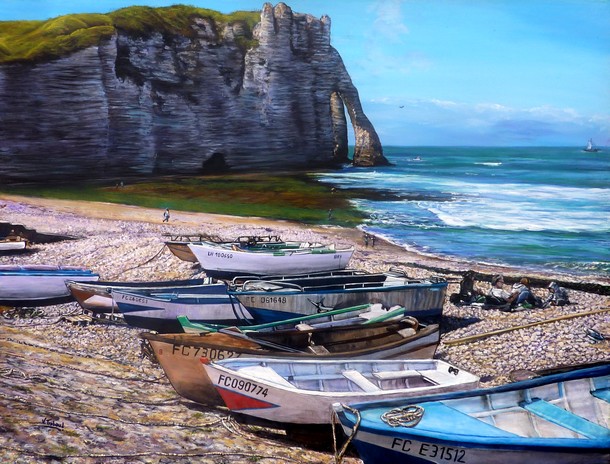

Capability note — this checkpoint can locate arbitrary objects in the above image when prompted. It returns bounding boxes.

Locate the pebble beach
[1,194,609,463]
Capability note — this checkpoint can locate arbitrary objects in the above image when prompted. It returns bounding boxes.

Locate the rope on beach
[444,307,610,346]
[122,244,168,273]
[4,338,169,383]
[1,390,224,428]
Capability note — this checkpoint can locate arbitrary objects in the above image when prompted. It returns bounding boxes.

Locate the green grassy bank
[0,174,367,227]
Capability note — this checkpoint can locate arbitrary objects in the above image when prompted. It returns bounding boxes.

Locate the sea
[315,147,610,278]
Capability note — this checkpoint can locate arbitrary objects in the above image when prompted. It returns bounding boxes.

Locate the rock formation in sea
[0,3,388,182]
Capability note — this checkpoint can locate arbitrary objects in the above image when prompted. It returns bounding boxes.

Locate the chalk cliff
[0,3,387,182]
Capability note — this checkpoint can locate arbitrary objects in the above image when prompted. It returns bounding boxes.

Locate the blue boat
[333,363,610,464]
[0,264,99,306]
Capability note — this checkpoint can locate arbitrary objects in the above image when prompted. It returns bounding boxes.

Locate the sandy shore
[1,194,609,463]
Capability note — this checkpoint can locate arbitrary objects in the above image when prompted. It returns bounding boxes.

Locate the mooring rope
[381,405,425,428]
[121,244,168,273]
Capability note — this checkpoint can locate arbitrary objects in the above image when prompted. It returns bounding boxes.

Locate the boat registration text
[391,438,467,463]
[217,374,269,397]
[171,344,240,360]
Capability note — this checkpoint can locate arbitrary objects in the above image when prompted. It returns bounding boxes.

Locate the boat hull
[114,288,252,332]
[188,242,354,279]
[232,283,446,324]
[67,278,211,314]
[165,242,198,262]
[203,359,479,426]
[334,363,610,464]
[0,265,99,306]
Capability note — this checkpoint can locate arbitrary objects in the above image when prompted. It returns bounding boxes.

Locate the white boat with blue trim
[0,264,99,307]
[112,285,251,332]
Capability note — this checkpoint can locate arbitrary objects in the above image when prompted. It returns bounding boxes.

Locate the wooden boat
[113,285,252,333]
[333,363,610,464]
[66,277,213,314]
[187,240,355,279]
[178,302,410,334]
[0,265,99,306]
[0,239,28,252]
[228,268,447,324]
[201,358,479,431]
[140,317,440,406]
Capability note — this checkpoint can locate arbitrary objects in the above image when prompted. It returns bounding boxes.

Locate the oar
[444,307,610,346]
[217,327,305,353]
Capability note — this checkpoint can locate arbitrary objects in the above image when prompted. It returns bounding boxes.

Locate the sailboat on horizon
[583,138,600,152]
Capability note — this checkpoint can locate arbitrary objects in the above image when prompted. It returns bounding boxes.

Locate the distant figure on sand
[163,208,170,223]
[543,282,570,307]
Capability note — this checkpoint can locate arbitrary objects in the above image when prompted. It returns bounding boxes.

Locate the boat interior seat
[342,369,380,392]
[520,398,610,439]
[591,387,610,404]
[372,370,422,380]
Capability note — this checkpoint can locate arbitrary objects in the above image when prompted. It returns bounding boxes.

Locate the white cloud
[369,0,409,42]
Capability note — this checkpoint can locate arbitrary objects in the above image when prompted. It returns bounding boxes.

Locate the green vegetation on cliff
[0,5,260,64]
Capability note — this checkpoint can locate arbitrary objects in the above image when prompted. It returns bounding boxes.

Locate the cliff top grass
[0,5,260,64]
[0,174,366,227]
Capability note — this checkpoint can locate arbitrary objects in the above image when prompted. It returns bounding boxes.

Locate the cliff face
[0,3,387,182]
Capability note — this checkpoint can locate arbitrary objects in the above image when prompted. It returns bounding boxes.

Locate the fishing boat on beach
[333,362,610,464]
[177,302,409,334]
[0,265,99,306]
[188,240,354,279]
[140,314,440,406]
[113,285,252,332]
[201,358,479,433]
[164,234,314,263]
[66,277,214,315]
[0,239,28,253]
[228,269,447,324]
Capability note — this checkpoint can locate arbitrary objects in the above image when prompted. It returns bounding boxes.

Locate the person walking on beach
[163,208,170,223]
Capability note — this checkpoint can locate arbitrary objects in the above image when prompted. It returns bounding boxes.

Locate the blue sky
[3,0,609,146]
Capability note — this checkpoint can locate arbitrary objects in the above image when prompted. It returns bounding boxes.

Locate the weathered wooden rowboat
[333,362,610,464]
[0,265,99,306]
[201,358,479,432]
[113,286,252,333]
[178,302,410,334]
[66,277,213,314]
[228,268,447,324]
[140,317,440,406]
[187,240,355,279]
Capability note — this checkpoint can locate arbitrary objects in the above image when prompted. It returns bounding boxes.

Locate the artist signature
[40,417,65,429]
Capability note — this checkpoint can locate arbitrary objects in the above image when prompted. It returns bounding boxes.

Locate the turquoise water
[316,147,610,277]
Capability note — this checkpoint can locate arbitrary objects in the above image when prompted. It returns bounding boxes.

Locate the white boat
[188,240,355,279]
[0,265,99,306]
[201,358,479,430]
[228,269,447,324]
[66,277,214,314]
[333,362,610,464]
[113,286,252,332]
[584,138,600,152]
[0,240,27,252]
